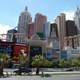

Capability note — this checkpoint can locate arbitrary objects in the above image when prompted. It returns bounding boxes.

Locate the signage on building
[30,46,42,57]
[0,42,13,56]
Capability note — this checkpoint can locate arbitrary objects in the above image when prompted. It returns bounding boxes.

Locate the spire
[76,6,80,14]
[77,6,79,11]
[25,6,28,11]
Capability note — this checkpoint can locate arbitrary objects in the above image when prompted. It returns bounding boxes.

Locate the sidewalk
[3,71,80,76]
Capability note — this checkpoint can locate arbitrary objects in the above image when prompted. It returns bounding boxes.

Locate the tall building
[17,6,32,43]
[43,22,50,39]
[55,13,66,49]
[50,23,58,38]
[34,13,47,33]
[66,20,77,36]
[28,23,35,38]
[74,7,80,34]
[49,23,59,49]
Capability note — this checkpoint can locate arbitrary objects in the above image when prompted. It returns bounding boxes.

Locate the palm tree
[0,53,10,67]
[0,53,10,76]
[18,51,29,71]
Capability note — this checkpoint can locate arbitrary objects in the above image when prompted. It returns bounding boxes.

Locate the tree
[59,59,66,68]
[71,58,80,70]
[19,53,29,66]
[77,56,80,68]
[32,55,52,75]
[64,60,72,68]
[17,53,29,75]
[59,59,73,68]
[0,53,10,76]
[77,56,80,60]
[0,53,10,67]
[43,59,53,67]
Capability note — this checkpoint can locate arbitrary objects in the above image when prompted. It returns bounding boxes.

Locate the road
[3,69,80,75]
[0,75,80,80]
[2,69,80,80]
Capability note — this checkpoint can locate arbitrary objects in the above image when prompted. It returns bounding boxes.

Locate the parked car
[14,67,32,74]
[66,68,73,71]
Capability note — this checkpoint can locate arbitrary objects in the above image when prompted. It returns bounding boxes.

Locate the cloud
[0,24,13,34]
[0,24,14,41]
[63,11,74,20]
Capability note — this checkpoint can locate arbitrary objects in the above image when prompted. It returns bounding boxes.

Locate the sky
[0,0,80,34]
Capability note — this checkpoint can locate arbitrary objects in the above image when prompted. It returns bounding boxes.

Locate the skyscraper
[74,7,80,34]
[66,20,77,36]
[17,7,32,43]
[50,23,58,38]
[49,23,59,49]
[43,22,50,39]
[55,13,66,49]
[28,23,35,38]
[34,13,47,33]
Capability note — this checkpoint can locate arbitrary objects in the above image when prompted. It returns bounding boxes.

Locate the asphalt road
[0,75,80,80]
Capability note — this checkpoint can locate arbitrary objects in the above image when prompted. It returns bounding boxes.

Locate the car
[66,68,73,71]
[14,67,32,74]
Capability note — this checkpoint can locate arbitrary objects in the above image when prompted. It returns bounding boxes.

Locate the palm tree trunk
[36,67,39,75]
[0,63,3,77]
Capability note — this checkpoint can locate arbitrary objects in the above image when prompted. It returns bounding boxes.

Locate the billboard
[29,46,42,67]
[13,44,29,62]
[0,42,13,56]
[30,46,42,57]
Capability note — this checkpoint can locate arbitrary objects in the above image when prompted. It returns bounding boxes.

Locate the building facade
[74,7,80,34]
[64,35,79,49]
[50,23,58,38]
[43,22,50,39]
[17,7,32,43]
[55,13,66,49]
[67,48,80,59]
[28,23,35,39]
[49,23,59,49]
[66,20,77,36]
[0,41,14,59]
[7,29,17,42]
[34,13,47,33]
[13,43,29,63]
